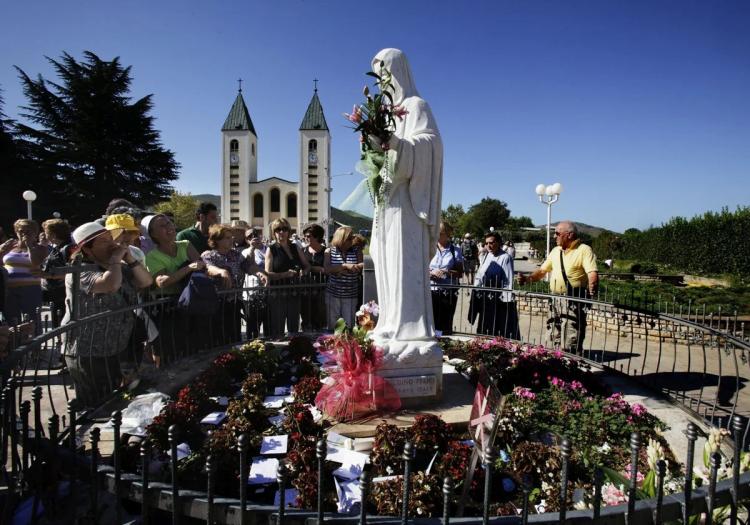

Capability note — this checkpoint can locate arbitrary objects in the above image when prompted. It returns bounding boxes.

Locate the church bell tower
[299,83,331,230]
[221,82,257,222]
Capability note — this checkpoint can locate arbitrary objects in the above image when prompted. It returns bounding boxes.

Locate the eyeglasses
[274,227,289,233]
[554,231,567,236]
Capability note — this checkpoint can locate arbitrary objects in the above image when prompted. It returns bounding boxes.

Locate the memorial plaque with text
[388,375,437,398]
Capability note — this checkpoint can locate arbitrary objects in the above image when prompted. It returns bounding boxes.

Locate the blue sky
[1,0,748,232]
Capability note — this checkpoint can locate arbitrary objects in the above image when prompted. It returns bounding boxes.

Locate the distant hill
[535,221,619,237]
[331,207,373,233]
[193,194,221,208]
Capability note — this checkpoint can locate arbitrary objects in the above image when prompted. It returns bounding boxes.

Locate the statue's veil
[372,48,419,106]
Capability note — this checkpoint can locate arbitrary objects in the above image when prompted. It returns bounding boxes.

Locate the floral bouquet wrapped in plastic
[314,333,400,422]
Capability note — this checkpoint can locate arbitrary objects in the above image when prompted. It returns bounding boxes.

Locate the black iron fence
[2,278,750,523]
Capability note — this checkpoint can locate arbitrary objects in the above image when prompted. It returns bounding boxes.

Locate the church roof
[222,92,256,134]
[299,91,329,131]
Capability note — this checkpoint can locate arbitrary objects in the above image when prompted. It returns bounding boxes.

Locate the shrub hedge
[614,207,750,278]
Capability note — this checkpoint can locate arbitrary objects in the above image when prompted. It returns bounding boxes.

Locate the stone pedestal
[373,338,444,408]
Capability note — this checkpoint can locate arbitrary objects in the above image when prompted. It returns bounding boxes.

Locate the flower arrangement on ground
[133,335,708,518]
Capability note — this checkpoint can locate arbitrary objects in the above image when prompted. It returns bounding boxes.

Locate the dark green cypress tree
[13,51,179,223]
[0,89,31,231]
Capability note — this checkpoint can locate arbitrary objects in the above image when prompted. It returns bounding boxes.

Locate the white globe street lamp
[535,182,563,258]
[22,190,37,220]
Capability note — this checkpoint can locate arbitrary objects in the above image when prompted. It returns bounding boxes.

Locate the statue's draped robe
[369,48,443,366]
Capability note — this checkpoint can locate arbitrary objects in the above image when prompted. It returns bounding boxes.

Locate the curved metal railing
[2,279,749,523]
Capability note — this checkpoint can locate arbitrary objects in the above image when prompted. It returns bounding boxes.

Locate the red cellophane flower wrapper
[315,335,400,421]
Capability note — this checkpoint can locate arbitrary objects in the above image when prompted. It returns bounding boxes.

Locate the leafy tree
[441,204,465,230]
[13,51,179,224]
[592,231,622,260]
[154,191,199,230]
[505,216,534,229]
[459,197,511,238]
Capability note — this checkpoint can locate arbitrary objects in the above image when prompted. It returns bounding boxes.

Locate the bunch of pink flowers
[512,386,536,400]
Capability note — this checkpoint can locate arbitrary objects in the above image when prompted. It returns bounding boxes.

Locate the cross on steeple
[238,78,243,93]
[313,78,318,92]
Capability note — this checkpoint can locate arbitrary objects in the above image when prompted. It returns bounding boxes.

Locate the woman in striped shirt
[0,219,48,324]
[324,226,363,330]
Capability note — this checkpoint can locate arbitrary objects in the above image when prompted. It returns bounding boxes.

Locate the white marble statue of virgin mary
[369,48,443,369]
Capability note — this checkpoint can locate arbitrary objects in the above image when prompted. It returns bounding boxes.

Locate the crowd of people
[1,196,597,408]
[0,198,366,406]
[431,221,598,351]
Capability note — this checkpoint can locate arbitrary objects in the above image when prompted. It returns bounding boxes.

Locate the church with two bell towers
[220,82,331,235]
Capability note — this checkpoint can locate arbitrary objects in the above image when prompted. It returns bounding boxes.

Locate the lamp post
[22,190,37,220]
[535,182,563,257]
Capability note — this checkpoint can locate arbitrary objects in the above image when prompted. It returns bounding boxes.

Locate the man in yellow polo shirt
[519,221,598,353]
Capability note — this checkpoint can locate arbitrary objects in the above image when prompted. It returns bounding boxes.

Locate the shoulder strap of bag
[559,249,572,289]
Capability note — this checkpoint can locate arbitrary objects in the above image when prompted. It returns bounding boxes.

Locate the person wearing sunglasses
[518,221,598,353]
[264,218,310,337]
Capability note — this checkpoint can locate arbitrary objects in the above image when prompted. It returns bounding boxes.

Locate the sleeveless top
[270,243,303,284]
[327,247,360,298]
[3,250,41,288]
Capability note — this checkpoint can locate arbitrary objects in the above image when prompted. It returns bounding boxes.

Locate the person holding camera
[1,219,49,324]
[264,218,310,338]
[62,222,153,407]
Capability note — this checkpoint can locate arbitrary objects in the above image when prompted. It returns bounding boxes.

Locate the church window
[253,194,264,217]
[230,191,240,196]
[230,183,239,187]
[230,140,239,152]
[287,194,297,218]
[308,139,317,152]
[270,189,280,212]
[252,142,255,156]
[230,200,240,204]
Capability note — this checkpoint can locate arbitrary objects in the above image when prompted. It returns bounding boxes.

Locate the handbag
[178,272,219,315]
